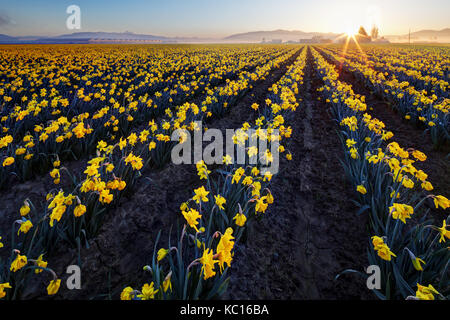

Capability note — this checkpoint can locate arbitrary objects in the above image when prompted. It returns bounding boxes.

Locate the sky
[1,0,449,37]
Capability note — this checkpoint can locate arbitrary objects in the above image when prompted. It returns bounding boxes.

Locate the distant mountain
[385,28,450,43]
[0,32,174,44]
[224,29,342,42]
[1,28,449,44]
[0,34,17,42]
[52,31,169,40]
[411,28,450,37]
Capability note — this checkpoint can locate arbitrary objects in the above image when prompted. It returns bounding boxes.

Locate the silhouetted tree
[371,26,379,39]
[358,26,368,36]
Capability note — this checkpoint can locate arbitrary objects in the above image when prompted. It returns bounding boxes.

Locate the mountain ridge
[1,28,449,44]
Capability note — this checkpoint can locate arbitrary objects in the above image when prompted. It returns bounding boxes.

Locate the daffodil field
[0,44,448,301]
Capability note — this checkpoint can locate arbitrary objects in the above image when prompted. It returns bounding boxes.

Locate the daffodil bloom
[0,283,12,299]
[34,254,48,274]
[349,147,359,159]
[251,181,261,197]
[371,236,384,247]
[73,204,86,217]
[84,164,99,177]
[433,195,449,210]
[10,254,28,272]
[371,236,396,261]
[242,176,253,186]
[222,154,232,165]
[389,190,400,199]
[412,257,426,271]
[127,133,138,145]
[105,163,114,173]
[216,228,235,272]
[96,140,108,152]
[415,284,440,300]
[137,282,159,300]
[263,171,272,182]
[437,220,450,243]
[412,150,427,161]
[389,203,414,224]
[199,247,218,280]
[20,204,30,216]
[233,213,247,227]
[157,248,169,262]
[18,220,33,236]
[266,192,274,204]
[356,185,367,194]
[118,138,127,150]
[375,243,397,261]
[163,272,172,292]
[232,167,245,184]
[346,139,357,148]
[180,202,188,211]
[196,161,210,180]
[415,170,428,182]
[182,208,202,232]
[193,186,209,203]
[2,157,14,167]
[255,196,269,213]
[247,146,258,157]
[120,286,134,300]
[15,148,26,156]
[49,204,67,227]
[421,181,433,191]
[214,195,226,210]
[124,152,143,171]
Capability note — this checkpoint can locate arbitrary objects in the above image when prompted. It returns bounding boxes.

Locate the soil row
[225,47,372,300]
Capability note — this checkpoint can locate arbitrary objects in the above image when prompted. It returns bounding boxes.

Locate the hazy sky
[1,0,449,37]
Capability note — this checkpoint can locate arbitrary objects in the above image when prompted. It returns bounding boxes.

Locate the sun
[344,25,359,37]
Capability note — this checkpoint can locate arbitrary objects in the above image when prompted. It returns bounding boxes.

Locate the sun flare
[345,26,359,37]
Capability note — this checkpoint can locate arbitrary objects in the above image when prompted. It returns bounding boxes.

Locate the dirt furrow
[225,47,371,300]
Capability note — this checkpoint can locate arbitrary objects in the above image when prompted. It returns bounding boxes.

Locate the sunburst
[334,29,368,66]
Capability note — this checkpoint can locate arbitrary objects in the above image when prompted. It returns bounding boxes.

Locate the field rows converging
[314,47,450,209]
[0,43,448,301]
[316,46,450,147]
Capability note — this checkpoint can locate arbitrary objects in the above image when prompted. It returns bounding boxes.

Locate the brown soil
[225,48,372,300]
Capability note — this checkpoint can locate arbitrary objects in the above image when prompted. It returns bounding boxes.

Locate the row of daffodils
[0,45,295,187]
[330,44,449,97]
[0,45,303,299]
[118,47,308,300]
[318,46,449,147]
[312,47,449,300]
